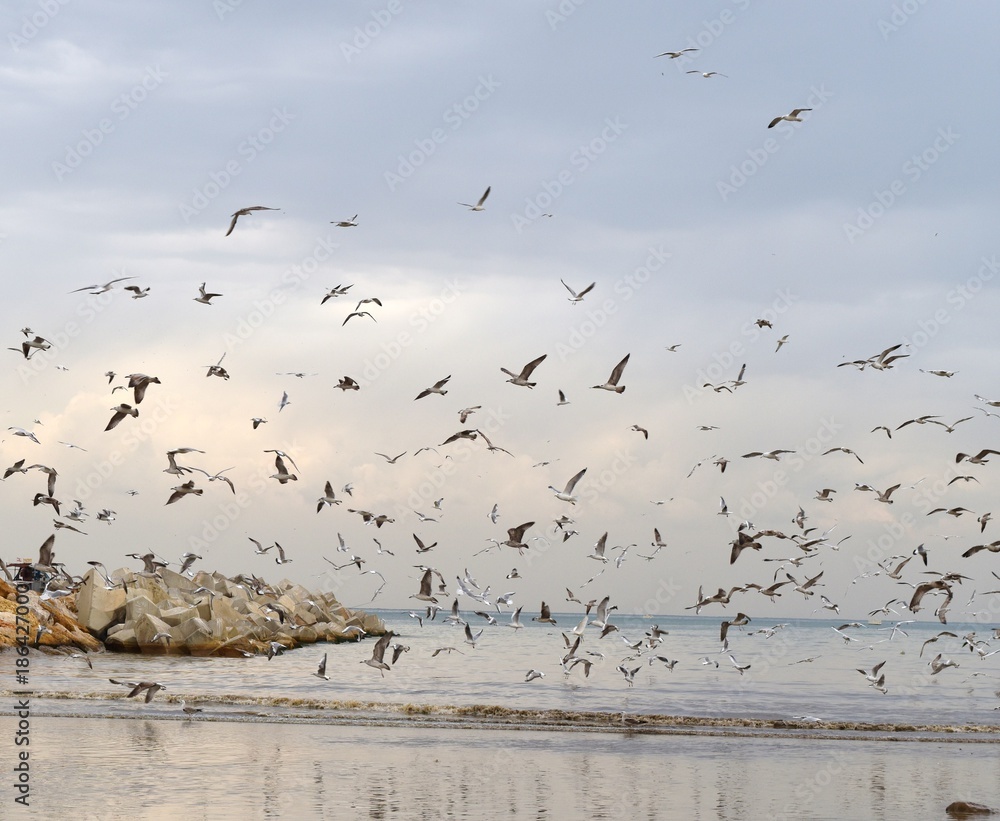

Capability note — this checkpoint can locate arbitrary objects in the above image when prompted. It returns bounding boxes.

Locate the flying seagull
[194,283,222,305]
[502,354,547,388]
[226,205,279,236]
[592,354,630,393]
[70,276,136,294]
[549,468,587,503]
[415,376,451,400]
[109,679,167,703]
[312,653,330,680]
[458,186,490,211]
[654,48,698,58]
[768,108,812,129]
[560,279,596,304]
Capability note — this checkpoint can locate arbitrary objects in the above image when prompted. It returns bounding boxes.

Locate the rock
[134,613,175,652]
[105,625,139,651]
[13,564,384,657]
[158,568,197,593]
[74,570,126,634]
[946,802,998,817]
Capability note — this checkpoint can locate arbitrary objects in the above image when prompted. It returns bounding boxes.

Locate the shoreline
[8,690,1000,742]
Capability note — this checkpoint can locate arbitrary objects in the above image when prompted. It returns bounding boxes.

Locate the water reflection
[26,716,1000,820]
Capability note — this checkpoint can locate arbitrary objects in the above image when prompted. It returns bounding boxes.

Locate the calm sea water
[16,612,1000,726]
[4,612,1000,819]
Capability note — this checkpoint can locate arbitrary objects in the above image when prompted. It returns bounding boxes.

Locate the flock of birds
[4,43,1000,718]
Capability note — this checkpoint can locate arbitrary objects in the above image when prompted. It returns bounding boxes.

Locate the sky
[2,1,1000,623]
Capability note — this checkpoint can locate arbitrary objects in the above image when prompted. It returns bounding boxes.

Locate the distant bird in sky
[321,285,353,303]
[415,376,451,400]
[332,214,358,227]
[205,353,230,380]
[502,354,547,388]
[549,467,587,503]
[194,282,222,305]
[458,186,490,211]
[105,404,138,432]
[70,276,136,294]
[768,108,812,128]
[560,279,595,304]
[592,354,630,393]
[343,310,376,326]
[654,48,698,58]
[225,205,279,236]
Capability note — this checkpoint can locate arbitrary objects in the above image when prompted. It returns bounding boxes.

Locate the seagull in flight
[458,186,490,211]
[549,467,587,503]
[362,632,396,676]
[194,283,222,305]
[109,679,167,703]
[226,205,279,236]
[415,376,451,400]
[560,279,596,304]
[654,48,698,58]
[321,285,353,303]
[502,354,547,388]
[312,653,330,680]
[105,404,138,432]
[70,276,136,294]
[332,214,358,227]
[592,354,630,393]
[768,108,812,128]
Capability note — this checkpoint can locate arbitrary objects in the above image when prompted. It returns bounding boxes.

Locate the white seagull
[458,186,491,211]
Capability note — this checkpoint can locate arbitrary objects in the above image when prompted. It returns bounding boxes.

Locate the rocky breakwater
[74,567,385,656]
[0,577,102,652]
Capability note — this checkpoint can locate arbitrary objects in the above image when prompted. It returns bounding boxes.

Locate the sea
[4,611,1000,819]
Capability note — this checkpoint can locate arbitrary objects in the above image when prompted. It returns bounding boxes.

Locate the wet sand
[21,713,1000,820]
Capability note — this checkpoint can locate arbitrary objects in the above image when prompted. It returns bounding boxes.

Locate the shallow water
[12,613,1000,728]
[20,716,1000,820]
[5,612,1000,819]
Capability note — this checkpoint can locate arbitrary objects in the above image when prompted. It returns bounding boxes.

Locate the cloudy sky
[2,1,999,621]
